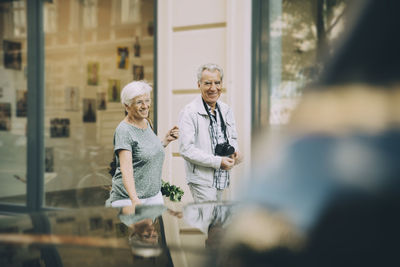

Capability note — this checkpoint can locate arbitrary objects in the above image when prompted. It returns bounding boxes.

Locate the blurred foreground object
[217,0,400,266]
[231,86,400,267]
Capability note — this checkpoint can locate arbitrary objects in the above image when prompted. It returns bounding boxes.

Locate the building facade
[0,0,347,212]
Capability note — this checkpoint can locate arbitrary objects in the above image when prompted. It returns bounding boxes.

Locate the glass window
[252,0,348,131]
[0,0,28,205]
[43,0,155,208]
[270,0,347,125]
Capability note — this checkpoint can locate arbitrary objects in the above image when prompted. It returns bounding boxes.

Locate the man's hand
[231,151,243,165]
[220,157,235,170]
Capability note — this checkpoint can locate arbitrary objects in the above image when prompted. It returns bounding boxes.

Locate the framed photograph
[50,118,70,138]
[133,36,141,57]
[45,147,54,172]
[16,90,27,117]
[83,98,96,122]
[96,92,106,110]
[87,62,99,86]
[108,79,121,102]
[65,86,79,111]
[147,21,154,36]
[117,47,129,69]
[133,65,144,80]
[3,40,22,70]
[0,103,11,131]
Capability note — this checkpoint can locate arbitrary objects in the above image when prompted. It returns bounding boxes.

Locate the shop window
[0,0,156,210]
[252,0,348,130]
[0,0,28,206]
[43,0,155,208]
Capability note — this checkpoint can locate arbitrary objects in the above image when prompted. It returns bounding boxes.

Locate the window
[252,0,348,131]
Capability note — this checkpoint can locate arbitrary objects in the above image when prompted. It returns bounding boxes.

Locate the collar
[194,95,223,116]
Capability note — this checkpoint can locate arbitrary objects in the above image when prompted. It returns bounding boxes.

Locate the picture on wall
[133,65,144,80]
[87,62,99,85]
[0,103,11,131]
[45,147,54,172]
[117,47,129,69]
[97,92,106,110]
[3,40,22,70]
[16,90,27,117]
[83,98,96,122]
[50,118,70,138]
[65,86,79,111]
[108,79,121,102]
[147,21,154,36]
[133,36,141,57]
[0,87,3,98]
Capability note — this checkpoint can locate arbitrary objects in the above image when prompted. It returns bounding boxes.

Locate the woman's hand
[131,196,142,205]
[163,126,179,147]
[122,204,136,215]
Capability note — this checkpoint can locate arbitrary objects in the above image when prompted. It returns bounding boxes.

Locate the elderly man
[178,63,241,202]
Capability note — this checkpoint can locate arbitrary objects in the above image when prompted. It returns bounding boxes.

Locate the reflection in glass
[119,204,166,257]
[183,203,236,249]
[0,0,27,205]
[43,0,155,208]
[269,0,348,126]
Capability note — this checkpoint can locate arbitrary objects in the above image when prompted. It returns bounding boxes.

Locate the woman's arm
[119,149,141,205]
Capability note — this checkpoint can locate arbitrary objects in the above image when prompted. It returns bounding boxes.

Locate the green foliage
[161,180,184,202]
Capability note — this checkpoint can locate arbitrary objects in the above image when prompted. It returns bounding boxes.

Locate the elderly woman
[109,81,179,207]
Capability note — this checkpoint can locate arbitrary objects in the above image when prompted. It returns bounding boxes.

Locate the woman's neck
[125,116,147,129]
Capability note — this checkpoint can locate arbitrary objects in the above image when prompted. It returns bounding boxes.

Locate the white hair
[120,81,152,106]
[197,63,224,83]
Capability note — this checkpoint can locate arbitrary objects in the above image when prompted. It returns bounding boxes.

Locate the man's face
[198,70,222,108]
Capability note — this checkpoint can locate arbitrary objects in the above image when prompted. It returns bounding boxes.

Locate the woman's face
[133,219,159,244]
[126,93,151,120]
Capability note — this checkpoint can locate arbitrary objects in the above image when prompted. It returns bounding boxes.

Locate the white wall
[157,0,252,203]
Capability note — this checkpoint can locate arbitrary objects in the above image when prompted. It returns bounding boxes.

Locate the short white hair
[197,63,224,83]
[120,81,152,106]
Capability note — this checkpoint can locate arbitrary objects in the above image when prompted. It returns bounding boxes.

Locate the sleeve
[178,108,221,169]
[113,125,133,153]
[226,107,239,151]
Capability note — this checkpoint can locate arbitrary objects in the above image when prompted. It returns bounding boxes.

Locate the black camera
[215,142,235,156]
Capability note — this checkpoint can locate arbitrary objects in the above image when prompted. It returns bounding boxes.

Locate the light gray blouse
[110,121,165,203]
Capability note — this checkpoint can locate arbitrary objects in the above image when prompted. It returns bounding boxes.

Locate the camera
[215,142,235,156]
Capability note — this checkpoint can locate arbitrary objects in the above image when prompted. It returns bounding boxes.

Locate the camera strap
[202,98,229,143]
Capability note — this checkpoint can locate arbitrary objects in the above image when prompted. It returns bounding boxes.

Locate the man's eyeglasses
[202,80,222,87]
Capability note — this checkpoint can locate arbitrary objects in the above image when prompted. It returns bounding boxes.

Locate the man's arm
[178,109,222,169]
[225,107,242,165]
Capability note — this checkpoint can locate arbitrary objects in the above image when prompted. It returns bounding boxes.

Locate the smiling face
[198,69,222,108]
[126,93,151,120]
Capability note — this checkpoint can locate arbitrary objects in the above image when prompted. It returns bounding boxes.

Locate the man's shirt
[206,103,230,190]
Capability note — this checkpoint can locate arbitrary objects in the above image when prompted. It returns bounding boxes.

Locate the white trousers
[188,183,223,203]
[111,191,164,207]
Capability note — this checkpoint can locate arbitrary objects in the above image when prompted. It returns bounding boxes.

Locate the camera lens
[225,145,235,156]
[215,143,235,156]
